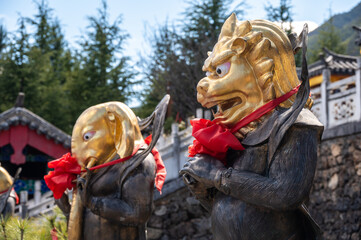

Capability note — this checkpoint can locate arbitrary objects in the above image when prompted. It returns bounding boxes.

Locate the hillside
[308,1,361,61]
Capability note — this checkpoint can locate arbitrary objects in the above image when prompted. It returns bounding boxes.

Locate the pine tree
[264,0,304,66]
[0,25,6,54]
[139,0,246,122]
[0,1,73,132]
[309,13,347,63]
[264,0,293,34]
[25,0,73,132]
[136,23,178,119]
[68,0,135,120]
[0,18,32,111]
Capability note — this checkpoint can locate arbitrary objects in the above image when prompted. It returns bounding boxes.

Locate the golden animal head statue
[0,167,13,193]
[197,13,311,131]
[71,102,143,168]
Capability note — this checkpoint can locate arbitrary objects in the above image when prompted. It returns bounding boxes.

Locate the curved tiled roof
[297,48,359,78]
[0,107,71,149]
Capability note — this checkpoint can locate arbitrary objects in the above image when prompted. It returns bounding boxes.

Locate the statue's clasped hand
[77,168,93,208]
[179,154,226,188]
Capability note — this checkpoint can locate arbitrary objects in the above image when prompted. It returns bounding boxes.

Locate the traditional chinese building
[0,93,70,202]
[296,48,361,129]
[307,47,359,88]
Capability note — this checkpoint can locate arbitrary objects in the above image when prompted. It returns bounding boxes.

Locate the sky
[0,0,360,105]
[0,0,359,58]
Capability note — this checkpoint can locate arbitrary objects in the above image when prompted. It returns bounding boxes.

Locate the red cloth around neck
[44,135,166,199]
[188,84,300,164]
[144,135,166,193]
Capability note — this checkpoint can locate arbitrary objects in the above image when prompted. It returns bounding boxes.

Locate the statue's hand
[180,154,226,188]
[77,168,93,208]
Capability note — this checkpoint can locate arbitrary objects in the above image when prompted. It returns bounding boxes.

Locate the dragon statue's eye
[215,62,231,77]
[83,131,95,141]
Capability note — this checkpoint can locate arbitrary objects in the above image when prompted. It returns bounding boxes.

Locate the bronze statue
[180,14,323,240]
[46,96,169,240]
[0,167,19,217]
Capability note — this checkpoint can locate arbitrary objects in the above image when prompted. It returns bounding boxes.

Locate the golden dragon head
[197,13,311,134]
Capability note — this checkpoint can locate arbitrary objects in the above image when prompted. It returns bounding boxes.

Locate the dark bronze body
[57,152,156,240]
[56,95,169,240]
[181,109,323,240]
[82,153,156,240]
[0,190,16,216]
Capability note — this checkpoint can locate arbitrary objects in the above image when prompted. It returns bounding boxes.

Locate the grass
[0,207,68,240]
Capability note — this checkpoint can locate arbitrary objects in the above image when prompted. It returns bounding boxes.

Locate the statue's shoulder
[293,108,324,136]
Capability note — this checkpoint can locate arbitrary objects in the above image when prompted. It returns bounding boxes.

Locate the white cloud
[272,21,319,35]
[291,21,319,34]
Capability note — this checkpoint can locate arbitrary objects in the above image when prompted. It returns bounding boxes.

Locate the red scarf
[44,135,166,199]
[189,84,300,164]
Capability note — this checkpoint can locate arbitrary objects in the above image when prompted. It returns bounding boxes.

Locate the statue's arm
[215,126,318,211]
[55,193,71,220]
[86,158,155,224]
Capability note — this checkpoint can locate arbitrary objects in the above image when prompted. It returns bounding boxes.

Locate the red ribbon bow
[189,119,244,165]
[44,153,80,199]
[189,84,300,164]
[44,135,166,199]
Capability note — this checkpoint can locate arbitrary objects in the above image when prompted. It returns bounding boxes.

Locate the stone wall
[309,122,361,240]
[148,122,361,240]
[147,178,212,240]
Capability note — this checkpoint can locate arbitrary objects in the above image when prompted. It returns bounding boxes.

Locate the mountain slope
[308,1,361,61]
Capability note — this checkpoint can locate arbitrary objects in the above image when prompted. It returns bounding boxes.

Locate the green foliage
[0,215,9,240]
[309,13,347,63]
[163,116,174,135]
[0,207,67,240]
[265,0,293,34]
[0,0,135,134]
[308,2,361,62]
[138,0,246,123]
[68,0,136,122]
[0,24,6,54]
[0,1,73,132]
[264,0,302,66]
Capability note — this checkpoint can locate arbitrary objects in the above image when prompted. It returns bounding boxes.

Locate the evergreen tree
[264,0,304,67]
[0,1,73,132]
[0,17,32,111]
[139,0,246,122]
[0,24,6,54]
[264,0,293,34]
[25,0,73,132]
[309,13,347,63]
[68,0,135,120]
[137,23,177,118]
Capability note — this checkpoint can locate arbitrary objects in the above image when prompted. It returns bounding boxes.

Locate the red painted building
[0,93,70,198]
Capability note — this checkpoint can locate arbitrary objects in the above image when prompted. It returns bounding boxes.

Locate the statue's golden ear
[220,13,237,37]
[106,104,135,158]
[231,37,247,55]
